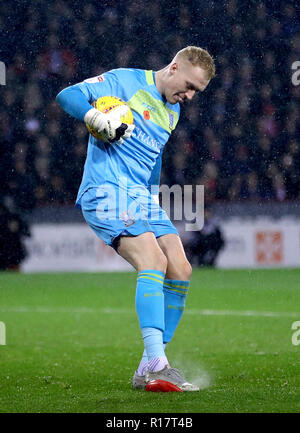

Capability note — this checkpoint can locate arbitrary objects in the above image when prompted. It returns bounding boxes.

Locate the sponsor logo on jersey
[132,126,163,151]
[84,75,105,84]
[142,102,157,112]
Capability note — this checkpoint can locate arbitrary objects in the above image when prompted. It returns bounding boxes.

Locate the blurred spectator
[0,202,31,271]
[186,207,225,267]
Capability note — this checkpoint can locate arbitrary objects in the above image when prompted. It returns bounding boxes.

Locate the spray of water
[170,355,214,390]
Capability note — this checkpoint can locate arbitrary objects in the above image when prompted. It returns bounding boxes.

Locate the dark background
[0,0,299,212]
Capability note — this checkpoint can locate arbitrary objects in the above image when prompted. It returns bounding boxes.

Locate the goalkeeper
[56,46,215,392]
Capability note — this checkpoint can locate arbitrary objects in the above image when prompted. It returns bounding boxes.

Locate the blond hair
[176,46,216,80]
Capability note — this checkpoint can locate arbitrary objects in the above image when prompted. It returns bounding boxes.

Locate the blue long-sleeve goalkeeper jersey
[56,68,180,208]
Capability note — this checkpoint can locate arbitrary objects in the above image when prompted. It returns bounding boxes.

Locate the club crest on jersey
[169,112,174,129]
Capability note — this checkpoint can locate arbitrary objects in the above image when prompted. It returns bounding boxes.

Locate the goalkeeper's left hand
[84,105,135,144]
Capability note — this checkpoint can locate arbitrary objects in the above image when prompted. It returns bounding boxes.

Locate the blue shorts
[80,185,178,249]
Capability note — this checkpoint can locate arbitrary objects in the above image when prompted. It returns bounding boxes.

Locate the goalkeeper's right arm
[56,86,92,121]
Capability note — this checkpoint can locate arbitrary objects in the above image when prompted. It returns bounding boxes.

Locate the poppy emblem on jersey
[143,110,150,120]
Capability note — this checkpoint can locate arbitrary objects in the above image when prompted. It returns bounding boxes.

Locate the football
[86,96,134,141]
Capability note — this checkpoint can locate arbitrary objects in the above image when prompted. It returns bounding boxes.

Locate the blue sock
[135,269,165,331]
[137,344,167,375]
[140,328,168,372]
[135,270,168,373]
[163,279,189,344]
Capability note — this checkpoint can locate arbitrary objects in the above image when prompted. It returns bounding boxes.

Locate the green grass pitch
[0,268,300,413]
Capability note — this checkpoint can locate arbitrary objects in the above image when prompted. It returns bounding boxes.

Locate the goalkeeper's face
[165,60,210,105]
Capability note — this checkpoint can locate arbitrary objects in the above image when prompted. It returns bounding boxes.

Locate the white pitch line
[0,306,299,318]
[187,309,300,318]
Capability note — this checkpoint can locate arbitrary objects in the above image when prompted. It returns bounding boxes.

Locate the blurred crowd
[0,0,300,212]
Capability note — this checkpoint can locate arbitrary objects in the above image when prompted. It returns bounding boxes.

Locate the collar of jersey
[145,70,166,102]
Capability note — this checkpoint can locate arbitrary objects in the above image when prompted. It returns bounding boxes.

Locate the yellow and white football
[86,96,134,141]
